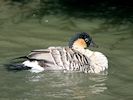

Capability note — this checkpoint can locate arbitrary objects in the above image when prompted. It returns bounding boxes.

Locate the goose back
[26,47,91,72]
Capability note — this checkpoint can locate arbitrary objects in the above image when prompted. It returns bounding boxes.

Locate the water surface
[0,15,133,100]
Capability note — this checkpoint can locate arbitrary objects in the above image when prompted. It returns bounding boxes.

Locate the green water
[0,14,133,100]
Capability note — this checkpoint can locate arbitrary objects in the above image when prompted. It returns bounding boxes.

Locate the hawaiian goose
[9,32,108,73]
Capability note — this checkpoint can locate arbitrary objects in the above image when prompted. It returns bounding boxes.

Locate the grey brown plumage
[25,47,92,73]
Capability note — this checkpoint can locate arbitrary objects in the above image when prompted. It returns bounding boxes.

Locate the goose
[9,32,108,73]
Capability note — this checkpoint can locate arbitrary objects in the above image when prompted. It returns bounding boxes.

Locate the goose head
[69,32,97,49]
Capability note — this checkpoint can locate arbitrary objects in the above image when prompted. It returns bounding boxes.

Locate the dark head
[69,32,97,49]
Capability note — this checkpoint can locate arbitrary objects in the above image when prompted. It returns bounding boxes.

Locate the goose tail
[6,56,45,73]
[5,56,31,71]
[6,63,31,71]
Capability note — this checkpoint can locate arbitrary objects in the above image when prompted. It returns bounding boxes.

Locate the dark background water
[0,0,133,100]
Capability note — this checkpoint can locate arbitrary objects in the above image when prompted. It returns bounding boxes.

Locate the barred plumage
[24,47,91,73]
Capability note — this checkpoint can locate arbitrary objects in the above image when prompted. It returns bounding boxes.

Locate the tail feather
[5,56,45,72]
[6,63,31,71]
[12,56,28,60]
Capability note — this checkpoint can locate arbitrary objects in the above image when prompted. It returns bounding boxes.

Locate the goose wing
[27,49,51,60]
[26,47,91,72]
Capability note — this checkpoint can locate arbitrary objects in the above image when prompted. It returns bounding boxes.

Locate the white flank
[22,60,44,73]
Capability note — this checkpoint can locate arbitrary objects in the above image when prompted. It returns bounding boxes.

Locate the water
[0,10,133,100]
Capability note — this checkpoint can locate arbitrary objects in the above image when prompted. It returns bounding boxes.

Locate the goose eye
[85,38,89,42]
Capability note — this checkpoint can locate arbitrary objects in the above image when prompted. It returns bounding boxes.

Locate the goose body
[11,32,108,73]
[23,47,91,73]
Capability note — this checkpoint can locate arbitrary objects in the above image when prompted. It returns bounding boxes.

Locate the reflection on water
[88,75,107,94]
[27,73,44,82]
[25,72,108,99]
[89,83,107,94]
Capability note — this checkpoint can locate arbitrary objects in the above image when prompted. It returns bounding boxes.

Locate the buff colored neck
[72,39,93,57]
[72,39,87,49]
